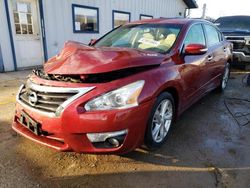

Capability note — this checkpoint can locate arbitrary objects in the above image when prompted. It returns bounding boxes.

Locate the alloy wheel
[151,99,173,143]
[222,64,230,89]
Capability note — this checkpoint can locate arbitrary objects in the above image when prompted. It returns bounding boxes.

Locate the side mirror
[184,44,207,55]
[88,39,97,46]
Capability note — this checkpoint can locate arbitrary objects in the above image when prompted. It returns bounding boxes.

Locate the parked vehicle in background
[215,16,250,68]
[12,18,232,154]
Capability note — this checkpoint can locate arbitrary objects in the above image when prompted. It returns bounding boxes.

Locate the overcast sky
[190,0,250,19]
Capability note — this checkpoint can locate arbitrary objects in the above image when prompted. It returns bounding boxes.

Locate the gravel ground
[0,69,249,188]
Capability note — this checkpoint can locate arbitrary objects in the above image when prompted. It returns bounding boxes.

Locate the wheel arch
[160,86,180,118]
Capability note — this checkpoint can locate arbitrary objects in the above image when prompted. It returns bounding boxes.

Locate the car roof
[127,18,211,26]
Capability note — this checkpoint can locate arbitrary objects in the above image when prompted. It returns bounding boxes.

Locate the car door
[203,24,226,89]
[180,23,210,107]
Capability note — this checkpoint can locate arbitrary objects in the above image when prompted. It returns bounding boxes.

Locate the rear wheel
[217,62,230,92]
[145,92,175,150]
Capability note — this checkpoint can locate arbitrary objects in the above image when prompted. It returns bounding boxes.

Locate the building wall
[43,0,187,58]
[0,0,15,71]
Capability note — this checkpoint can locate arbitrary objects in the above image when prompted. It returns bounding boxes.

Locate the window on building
[184,24,206,46]
[204,24,220,47]
[113,11,130,28]
[72,4,99,33]
[13,2,33,35]
[140,14,153,20]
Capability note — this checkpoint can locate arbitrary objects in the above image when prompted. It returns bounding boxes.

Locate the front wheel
[144,92,175,150]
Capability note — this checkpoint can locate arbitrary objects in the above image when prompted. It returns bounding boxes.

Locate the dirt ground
[0,69,249,188]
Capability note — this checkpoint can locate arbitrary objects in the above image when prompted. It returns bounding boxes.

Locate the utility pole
[202,3,207,19]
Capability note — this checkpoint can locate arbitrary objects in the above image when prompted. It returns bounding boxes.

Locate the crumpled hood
[44,41,165,75]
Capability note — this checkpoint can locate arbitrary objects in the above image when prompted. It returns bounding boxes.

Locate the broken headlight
[84,80,145,111]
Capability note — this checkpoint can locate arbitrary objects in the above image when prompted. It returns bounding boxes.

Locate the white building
[0,0,197,72]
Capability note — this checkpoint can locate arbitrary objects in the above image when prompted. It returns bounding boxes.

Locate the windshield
[215,16,250,31]
[94,24,182,54]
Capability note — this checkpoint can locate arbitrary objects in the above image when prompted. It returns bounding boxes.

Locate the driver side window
[184,24,206,46]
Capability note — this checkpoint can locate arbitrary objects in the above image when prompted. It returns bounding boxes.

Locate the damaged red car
[13,18,232,154]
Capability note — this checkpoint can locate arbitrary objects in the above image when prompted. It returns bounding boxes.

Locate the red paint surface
[12,19,233,154]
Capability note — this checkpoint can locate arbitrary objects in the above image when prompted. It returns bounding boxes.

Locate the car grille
[225,36,250,50]
[17,80,95,116]
[226,37,246,49]
[19,86,76,113]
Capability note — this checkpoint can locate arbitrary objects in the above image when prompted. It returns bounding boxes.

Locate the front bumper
[12,98,154,154]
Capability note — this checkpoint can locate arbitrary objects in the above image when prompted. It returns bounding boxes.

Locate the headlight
[85,80,145,111]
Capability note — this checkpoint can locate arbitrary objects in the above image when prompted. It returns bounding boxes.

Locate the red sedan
[13,18,232,154]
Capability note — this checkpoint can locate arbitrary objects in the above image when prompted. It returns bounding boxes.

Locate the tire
[144,92,175,150]
[217,62,230,92]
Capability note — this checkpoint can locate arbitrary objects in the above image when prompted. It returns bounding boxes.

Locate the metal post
[202,3,207,19]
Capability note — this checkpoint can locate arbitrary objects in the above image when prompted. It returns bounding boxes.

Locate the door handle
[207,55,213,61]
